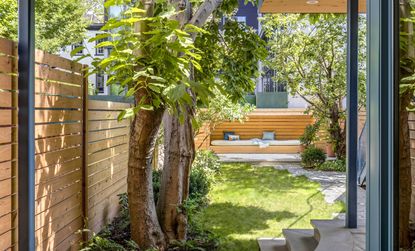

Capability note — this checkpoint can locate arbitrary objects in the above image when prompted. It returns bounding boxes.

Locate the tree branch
[190,0,223,27]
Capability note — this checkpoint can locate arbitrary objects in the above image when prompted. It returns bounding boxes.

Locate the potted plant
[325,141,336,158]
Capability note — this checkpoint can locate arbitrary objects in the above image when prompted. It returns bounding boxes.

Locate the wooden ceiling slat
[260,0,366,14]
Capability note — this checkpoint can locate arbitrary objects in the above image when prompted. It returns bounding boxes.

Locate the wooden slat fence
[0,37,131,250]
[87,100,129,234]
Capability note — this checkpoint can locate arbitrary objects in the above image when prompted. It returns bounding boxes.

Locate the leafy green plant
[80,235,126,251]
[317,159,346,172]
[301,146,326,168]
[299,123,320,147]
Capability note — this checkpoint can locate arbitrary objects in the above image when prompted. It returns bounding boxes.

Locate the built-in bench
[196,109,313,154]
[210,139,301,154]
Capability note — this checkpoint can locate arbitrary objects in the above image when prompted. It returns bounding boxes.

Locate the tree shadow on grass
[197,202,297,237]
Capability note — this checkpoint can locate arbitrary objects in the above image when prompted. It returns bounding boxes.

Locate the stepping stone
[283,229,317,251]
[257,238,288,251]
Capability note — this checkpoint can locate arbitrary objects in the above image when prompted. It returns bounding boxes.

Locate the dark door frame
[366,0,400,249]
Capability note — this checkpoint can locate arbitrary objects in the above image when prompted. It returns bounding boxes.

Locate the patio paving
[217,153,301,163]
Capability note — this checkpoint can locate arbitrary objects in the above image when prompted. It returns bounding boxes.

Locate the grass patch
[194,163,345,251]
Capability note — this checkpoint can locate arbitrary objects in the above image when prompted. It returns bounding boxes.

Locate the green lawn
[194,163,345,251]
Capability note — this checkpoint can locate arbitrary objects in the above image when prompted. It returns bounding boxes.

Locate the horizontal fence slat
[88,120,129,131]
[35,64,83,85]
[88,110,122,121]
[88,144,128,165]
[0,56,12,74]
[88,100,131,110]
[35,95,82,109]
[0,230,12,251]
[0,74,13,90]
[36,158,82,186]
[35,123,82,139]
[35,134,82,154]
[0,145,12,163]
[0,178,12,199]
[88,135,128,154]
[36,216,82,251]
[35,146,82,169]
[0,214,12,236]
[0,110,12,126]
[0,91,13,108]
[88,160,127,188]
[0,127,12,144]
[0,196,12,217]
[35,49,83,73]
[35,110,82,124]
[0,161,12,181]
[0,38,14,56]
[35,181,81,214]
[35,169,82,200]
[88,172,127,210]
[35,201,81,233]
[88,127,129,142]
[87,153,128,175]
[35,80,82,97]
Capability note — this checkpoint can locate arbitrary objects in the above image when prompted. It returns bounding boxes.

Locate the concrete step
[257,238,288,251]
[311,219,354,251]
[282,229,317,251]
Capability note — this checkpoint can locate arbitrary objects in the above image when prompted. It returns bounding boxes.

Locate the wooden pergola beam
[260,0,366,13]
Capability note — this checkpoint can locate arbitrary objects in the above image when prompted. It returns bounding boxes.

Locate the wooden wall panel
[0,37,17,251]
[0,38,132,250]
[33,45,85,251]
[87,100,130,235]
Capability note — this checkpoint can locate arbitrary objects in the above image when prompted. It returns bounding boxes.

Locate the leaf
[124,7,146,15]
[88,33,111,43]
[70,46,85,57]
[95,41,114,48]
[117,107,135,121]
[184,24,208,34]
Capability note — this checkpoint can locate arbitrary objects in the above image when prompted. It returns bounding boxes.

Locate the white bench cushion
[211,139,300,146]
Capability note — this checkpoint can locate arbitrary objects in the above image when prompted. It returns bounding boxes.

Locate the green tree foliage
[262,14,366,158]
[0,0,88,53]
[194,89,254,148]
[83,3,207,118]
[84,1,266,120]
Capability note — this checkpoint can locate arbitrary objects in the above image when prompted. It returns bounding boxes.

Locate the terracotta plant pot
[299,144,306,153]
[326,143,336,157]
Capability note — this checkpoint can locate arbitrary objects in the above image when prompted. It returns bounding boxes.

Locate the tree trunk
[128,90,166,250]
[328,104,346,158]
[400,1,415,248]
[157,105,195,242]
[399,90,413,248]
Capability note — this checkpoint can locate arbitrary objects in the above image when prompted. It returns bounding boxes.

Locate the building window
[234,16,246,25]
[95,36,107,55]
[96,71,105,94]
[72,42,83,55]
[261,68,287,93]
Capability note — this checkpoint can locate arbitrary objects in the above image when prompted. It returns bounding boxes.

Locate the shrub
[301,146,326,168]
[189,150,220,207]
[299,123,320,147]
[317,159,346,172]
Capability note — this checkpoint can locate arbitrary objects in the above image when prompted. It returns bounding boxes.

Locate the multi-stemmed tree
[87,0,266,249]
